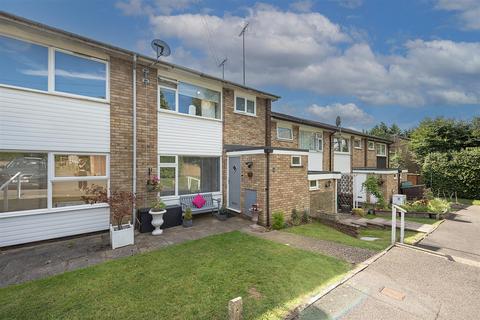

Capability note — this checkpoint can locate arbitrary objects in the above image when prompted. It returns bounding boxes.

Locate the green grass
[453,198,480,206]
[0,231,350,320]
[285,222,423,252]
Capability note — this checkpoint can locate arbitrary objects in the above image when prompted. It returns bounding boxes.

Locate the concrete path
[343,217,436,233]
[243,229,377,264]
[0,215,250,288]
[417,205,480,262]
[296,245,480,320]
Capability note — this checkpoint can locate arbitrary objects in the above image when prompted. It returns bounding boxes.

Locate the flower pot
[183,219,193,228]
[110,223,134,249]
[146,184,157,192]
[149,209,166,235]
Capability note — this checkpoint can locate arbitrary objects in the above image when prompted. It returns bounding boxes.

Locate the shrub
[183,208,193,221]
[150,199,166,211]
[291,209,301,226]
[428,198,451,214]
[352,208,365,217]
[301,209,311,224]
[362,175,386,208]
[272,211,285,230]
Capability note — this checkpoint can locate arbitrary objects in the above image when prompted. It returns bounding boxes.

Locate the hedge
[422,148,480,199]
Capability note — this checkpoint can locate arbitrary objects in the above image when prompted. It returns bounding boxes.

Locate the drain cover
[380,287,406,301]
[360,237,380,241]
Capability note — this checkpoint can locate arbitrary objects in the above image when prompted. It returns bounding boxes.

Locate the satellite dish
[151,39,171,60]
[336,116,341,128]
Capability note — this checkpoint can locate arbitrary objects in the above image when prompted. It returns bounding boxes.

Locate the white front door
[354,173,367,203]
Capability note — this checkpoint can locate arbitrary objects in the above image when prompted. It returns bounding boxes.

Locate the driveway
[417,205,480,262]
[295,205,480,319]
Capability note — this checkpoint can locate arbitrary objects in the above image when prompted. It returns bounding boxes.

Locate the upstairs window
[178,82,221,119]
[0,35,48,91]
[277,125,293,140]
[354,139,362,149]
[299,131,323,151]
[235,95,256,115]
[334,137,350,153]
[376,143,387,156]
[368,141,375,150]
[54,51,107,99]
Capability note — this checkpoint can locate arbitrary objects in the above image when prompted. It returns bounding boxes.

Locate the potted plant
[216,206,229,221]
[183,207,193,228]
[146,175,160,192]
[149,198,167,235]
[83,187,136,249]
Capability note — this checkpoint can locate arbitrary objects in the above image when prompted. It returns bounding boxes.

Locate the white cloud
[290,0,314,13]
[22,69,106,81]
[307,103,374,127]
[116,0,199,16]
[435,0,480,30]
[144,5,480,107]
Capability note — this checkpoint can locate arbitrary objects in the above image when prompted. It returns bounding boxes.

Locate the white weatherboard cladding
[0,87,110,152]
[308,152,323,171]
[334,153,351,173]
[158,111,222,156]
[0,206,110,247]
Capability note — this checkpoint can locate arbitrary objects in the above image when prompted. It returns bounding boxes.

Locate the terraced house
[0,12,403,247]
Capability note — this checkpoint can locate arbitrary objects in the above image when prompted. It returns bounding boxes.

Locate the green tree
[409,117,472,163]
[368,122,407,139]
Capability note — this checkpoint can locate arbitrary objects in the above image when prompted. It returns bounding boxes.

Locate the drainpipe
[328,132,335,171]
[265,99,272,227]
[132,54,137,225]
[265,148,271,227]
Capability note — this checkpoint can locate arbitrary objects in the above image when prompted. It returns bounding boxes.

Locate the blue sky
[3,0,479,130]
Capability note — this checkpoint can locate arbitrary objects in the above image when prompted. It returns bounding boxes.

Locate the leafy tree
[367,122,407,139]
[409,117,472,162]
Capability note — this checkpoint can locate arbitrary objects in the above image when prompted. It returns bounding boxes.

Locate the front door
[228,156,241,212]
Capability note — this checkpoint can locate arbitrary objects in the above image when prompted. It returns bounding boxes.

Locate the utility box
[392,194,406,205]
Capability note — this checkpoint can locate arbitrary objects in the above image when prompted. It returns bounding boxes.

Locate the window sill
[233,110,257,118]
[277,137,294,142]
[334,151,351,155]
[0,203,109,219]
[0,83,110,104]
[376,155,387,157]
[290,165,303,168]
[158,108,222,122]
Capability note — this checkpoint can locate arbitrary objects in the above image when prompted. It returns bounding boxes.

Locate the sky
[2,0,479,130]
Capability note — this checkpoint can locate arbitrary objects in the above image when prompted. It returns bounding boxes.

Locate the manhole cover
[380,287,406,301]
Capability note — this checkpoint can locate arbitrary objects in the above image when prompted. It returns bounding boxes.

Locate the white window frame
[158,154,222,198]
[277,125,293,141]
[316,132,323,151]
[1,151,110,216]
[291,155,302,167]
[334,137,350,154]
[0,33,110,103]
[157,81,223,121]
[376,143,387,157]
[368,141,375,150]
[354,138,362,149]
[309,180,318,190]
[234,93,256,116]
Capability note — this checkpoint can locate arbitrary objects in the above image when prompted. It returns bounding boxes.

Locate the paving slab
[243,229,376,264]
[297,245,480,320]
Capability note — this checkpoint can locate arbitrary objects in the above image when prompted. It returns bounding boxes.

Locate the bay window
[0,152,108,213]
[0,34,108,100]
[334,137,350,153]
[158,155,220,197]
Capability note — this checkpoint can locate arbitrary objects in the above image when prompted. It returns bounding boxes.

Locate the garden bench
[179,193,221,215]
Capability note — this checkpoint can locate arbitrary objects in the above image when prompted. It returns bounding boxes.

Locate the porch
[0,214,251,288]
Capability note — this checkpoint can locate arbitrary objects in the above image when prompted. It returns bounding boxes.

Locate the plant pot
[110,223,134,249]
[183,219,193,228]
[146,184,158,192]
[149,209,166,235]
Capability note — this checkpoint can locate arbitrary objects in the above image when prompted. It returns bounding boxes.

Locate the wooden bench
[179,193,221,215]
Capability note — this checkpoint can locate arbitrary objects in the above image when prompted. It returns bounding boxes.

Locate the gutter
[132,54,137,225]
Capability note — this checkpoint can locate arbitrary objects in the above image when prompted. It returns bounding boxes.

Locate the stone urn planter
[110,223,134,249]
[149,208,166,235]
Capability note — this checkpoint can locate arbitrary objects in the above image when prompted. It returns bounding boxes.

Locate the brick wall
[310,179,336,214]
[135,65,158,208]
[110,57,133,194]
[367,148,377,167]
[269,154,309,222]
[352,137,366,168]
[323,131,332,171]
[240,154,267,224]
[380,173,399,203]
[223,88,267,147]
[271,121,299,148]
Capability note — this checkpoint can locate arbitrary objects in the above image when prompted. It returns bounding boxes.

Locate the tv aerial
[150,39,171,65]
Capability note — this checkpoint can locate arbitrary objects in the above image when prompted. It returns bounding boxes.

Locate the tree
[367,122,407,139]
[409,117,472,163]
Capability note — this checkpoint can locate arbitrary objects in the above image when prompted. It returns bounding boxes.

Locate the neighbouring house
[0,12,406,247]
[271,113,407,211]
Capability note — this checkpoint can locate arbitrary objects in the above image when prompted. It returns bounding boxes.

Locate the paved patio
[0,215,251,288]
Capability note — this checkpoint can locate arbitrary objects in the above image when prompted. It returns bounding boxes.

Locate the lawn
[0,231,350,320]
[285,222,423,251]
[452,198,480,206]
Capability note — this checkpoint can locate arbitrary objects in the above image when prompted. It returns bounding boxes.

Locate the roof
[0,11,280,100]
[271,112,393,143]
